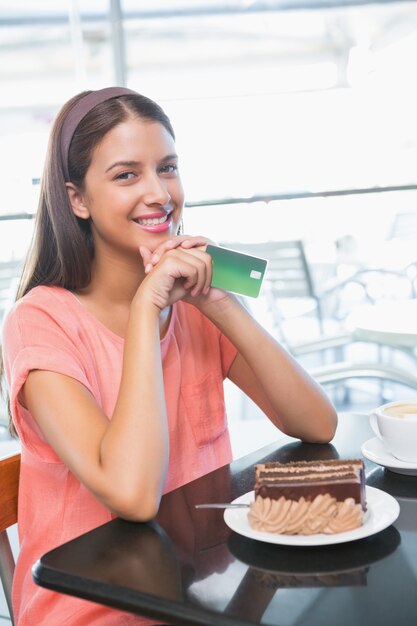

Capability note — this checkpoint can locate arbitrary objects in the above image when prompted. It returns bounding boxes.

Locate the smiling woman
[0,86,337,626]
[67,117,183,257]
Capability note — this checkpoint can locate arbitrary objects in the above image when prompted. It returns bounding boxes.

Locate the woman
[2,86,337,625]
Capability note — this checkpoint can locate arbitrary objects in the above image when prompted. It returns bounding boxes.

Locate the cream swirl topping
[248,495,362,535]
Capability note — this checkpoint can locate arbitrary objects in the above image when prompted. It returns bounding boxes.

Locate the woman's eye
[159,164,178,175]
[115,171,135,180]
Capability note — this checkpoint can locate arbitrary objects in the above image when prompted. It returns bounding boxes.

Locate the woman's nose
[142,172,171,206]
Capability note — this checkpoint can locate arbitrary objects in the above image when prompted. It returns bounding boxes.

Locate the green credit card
[206,244,268,298]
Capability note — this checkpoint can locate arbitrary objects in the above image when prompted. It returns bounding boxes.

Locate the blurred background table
[347,300,417,349]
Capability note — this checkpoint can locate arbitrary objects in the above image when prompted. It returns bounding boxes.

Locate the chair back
[327,268,415,322]
[0,452,20,625]
[219,240,323,337]
[220,240,315,298]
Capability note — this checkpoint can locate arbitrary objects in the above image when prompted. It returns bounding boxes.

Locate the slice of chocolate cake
[248,459,366,535]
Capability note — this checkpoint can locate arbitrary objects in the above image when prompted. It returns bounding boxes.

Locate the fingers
[166,248,209,297]
[182,250,210,297]
[139,246,153,274]
[140,236,214,298]
[145,247,212,304]
[178,235,214,250]
[148,235,215,270]
[148,236,188,267]
[182,247,212,295]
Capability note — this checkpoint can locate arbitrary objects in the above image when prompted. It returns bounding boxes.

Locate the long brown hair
[1,89,176,434]
[18,91,175,298]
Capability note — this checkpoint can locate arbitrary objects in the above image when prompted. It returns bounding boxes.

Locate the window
[1,1,417,256]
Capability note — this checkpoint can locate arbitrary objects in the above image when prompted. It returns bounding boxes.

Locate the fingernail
[151,254,159,264]
[145,263,153,274]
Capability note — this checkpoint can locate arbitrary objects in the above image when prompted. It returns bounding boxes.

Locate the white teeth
[137,214,169,226]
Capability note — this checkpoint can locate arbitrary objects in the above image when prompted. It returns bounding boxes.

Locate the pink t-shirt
[2,286,237,626]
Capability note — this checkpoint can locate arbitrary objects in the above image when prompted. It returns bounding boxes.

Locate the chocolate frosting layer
[254,458,366,510]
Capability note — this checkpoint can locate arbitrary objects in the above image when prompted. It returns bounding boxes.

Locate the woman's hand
[140,235,212,274]
[136,244,211,311]
[138,236,231,310]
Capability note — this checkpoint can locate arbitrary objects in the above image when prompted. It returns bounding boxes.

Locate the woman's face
[77,116,184,257]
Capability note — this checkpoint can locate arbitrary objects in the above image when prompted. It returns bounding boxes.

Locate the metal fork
[195,502,250,509]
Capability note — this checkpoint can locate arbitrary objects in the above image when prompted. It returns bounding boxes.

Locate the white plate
[224,486,399,546]
[361,437,417,476]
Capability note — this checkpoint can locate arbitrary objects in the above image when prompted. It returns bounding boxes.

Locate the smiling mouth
[134,213,170,226]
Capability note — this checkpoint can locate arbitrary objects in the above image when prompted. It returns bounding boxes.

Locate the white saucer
[224,487,399,546]
[361,437,417,476]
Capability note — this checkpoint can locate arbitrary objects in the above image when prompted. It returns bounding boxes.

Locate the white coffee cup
[370,401,417,463]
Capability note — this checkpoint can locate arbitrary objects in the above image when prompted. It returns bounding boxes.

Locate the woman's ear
[66,183,90,220]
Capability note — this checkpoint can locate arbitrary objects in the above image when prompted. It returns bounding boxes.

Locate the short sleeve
[2,298,93,461]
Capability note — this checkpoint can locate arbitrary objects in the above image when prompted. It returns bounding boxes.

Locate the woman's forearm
[99,299,169,518]
[200,295,337,443]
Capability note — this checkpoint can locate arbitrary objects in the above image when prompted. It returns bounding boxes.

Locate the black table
[33,413,417,626]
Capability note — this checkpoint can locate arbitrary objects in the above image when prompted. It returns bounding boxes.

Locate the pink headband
[60,86,137,181]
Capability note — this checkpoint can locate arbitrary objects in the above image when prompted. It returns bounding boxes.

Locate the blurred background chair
[292,331,417,404]
[221,240,417,415]
[324,267,415,321]
[291,267,417,407]
[219,239,328,344]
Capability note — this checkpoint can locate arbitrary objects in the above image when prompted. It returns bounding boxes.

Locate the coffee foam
[383,403,417,418]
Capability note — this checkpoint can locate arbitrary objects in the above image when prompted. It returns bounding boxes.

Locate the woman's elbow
[106,490,162,522]
[311,408,338,443]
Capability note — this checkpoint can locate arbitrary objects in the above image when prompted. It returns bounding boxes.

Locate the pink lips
[133,211,172,233]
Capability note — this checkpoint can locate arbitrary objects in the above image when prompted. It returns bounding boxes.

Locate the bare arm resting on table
[203,295,337,443]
